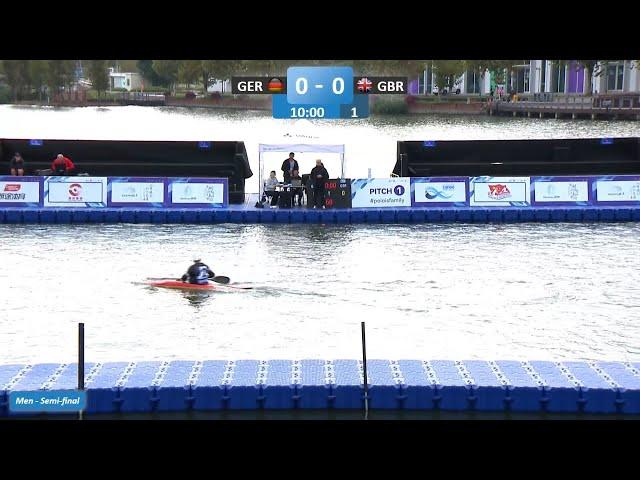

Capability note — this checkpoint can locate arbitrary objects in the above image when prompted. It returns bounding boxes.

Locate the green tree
[430,60,466,92]
[47,60,76,96]
[87,60,109,100]
[351,60,426,77]
[138,59,165,87]
[178,60,202,89]
[29,61,49,101]
[152,60,180,94]
[1,60,32,101]
[2,60,21,101]
[16,60,31,99]
[206,60,244,92]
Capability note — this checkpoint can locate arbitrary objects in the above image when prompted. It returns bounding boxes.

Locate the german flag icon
[267,78,284,93]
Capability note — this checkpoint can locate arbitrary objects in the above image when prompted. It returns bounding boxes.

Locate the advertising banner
[469,176,530,207]
[108,177,165,207]
[411,177,468,207]
[594,176,640,205]
[351,177,411,208]
[531,176,591,206]
[0,176,42,207]
[167,178,228,207]
[43,176,108,207]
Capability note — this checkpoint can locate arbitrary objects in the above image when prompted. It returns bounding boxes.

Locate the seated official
[10,152,25,176]
[51,154,76,176]
[290,169,304,206]
[264,170,280,208]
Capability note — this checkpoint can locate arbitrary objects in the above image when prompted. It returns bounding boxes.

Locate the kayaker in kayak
[181,259,215,285]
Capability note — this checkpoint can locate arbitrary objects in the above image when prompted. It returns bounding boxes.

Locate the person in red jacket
[51,154,76,175]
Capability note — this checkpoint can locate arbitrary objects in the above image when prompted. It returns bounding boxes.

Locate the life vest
[195,265,209,284]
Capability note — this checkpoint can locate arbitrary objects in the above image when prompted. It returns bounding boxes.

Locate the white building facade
[109,70,143,92]
[412,61,639,96]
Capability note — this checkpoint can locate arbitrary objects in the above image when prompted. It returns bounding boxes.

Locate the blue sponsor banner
[9,390,86,413]
[592,175,640,206]
[108,177,166,208]
[0,177,230,209]
[0,176,43,208]
[167,178,228,208]
[411,177,468,207]
[531,176,592,206]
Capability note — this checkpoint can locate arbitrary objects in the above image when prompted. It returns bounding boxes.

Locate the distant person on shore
[10,152,25,176]
[310,159,329,209]
[281,152,299,183]
[264,170,280,208]
[51,154,76,176]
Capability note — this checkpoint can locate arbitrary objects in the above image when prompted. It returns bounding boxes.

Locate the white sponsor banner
[0,181,40,203]
[534,181,589,203]
[470,177,530,206]
[596,180,640,202]
[351,178,411,208]
[44,177,107,207]
[171,182,224,204]
[413,181,467,203]
[111,182,164,203]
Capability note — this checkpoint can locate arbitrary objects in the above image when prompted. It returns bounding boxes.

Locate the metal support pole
[78,322,84,420]
[361,321,369,420]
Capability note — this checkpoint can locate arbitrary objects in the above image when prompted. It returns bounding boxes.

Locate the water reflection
[181,291,214,308]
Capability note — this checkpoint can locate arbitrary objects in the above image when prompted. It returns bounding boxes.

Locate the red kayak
[146,280,218,291]
[145,280,252,292]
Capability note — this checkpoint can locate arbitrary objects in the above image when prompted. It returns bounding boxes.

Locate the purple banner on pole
[411,177,469,207]
[167,178,228,208]
[0,176,43,208]
[531,176,592,206]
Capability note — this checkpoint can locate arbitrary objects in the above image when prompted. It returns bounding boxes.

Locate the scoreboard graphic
[232,66,407,119]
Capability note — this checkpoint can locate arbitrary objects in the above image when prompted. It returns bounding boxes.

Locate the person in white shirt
[264,170,280,207]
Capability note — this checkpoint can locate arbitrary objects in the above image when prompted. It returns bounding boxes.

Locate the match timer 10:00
[274,66,368,119]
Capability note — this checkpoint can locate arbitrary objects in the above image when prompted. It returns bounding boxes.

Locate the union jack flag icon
[356,77,373,93]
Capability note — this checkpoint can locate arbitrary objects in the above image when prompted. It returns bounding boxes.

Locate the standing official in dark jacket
[309,159,329,209]
[281,152,299,183]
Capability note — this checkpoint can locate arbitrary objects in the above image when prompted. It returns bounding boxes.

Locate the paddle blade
[212,276,230,284]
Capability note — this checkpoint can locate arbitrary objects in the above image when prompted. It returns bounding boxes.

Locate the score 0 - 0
[284,66,367,119]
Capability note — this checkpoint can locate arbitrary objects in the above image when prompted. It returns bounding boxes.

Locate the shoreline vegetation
[1,59,637,118]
